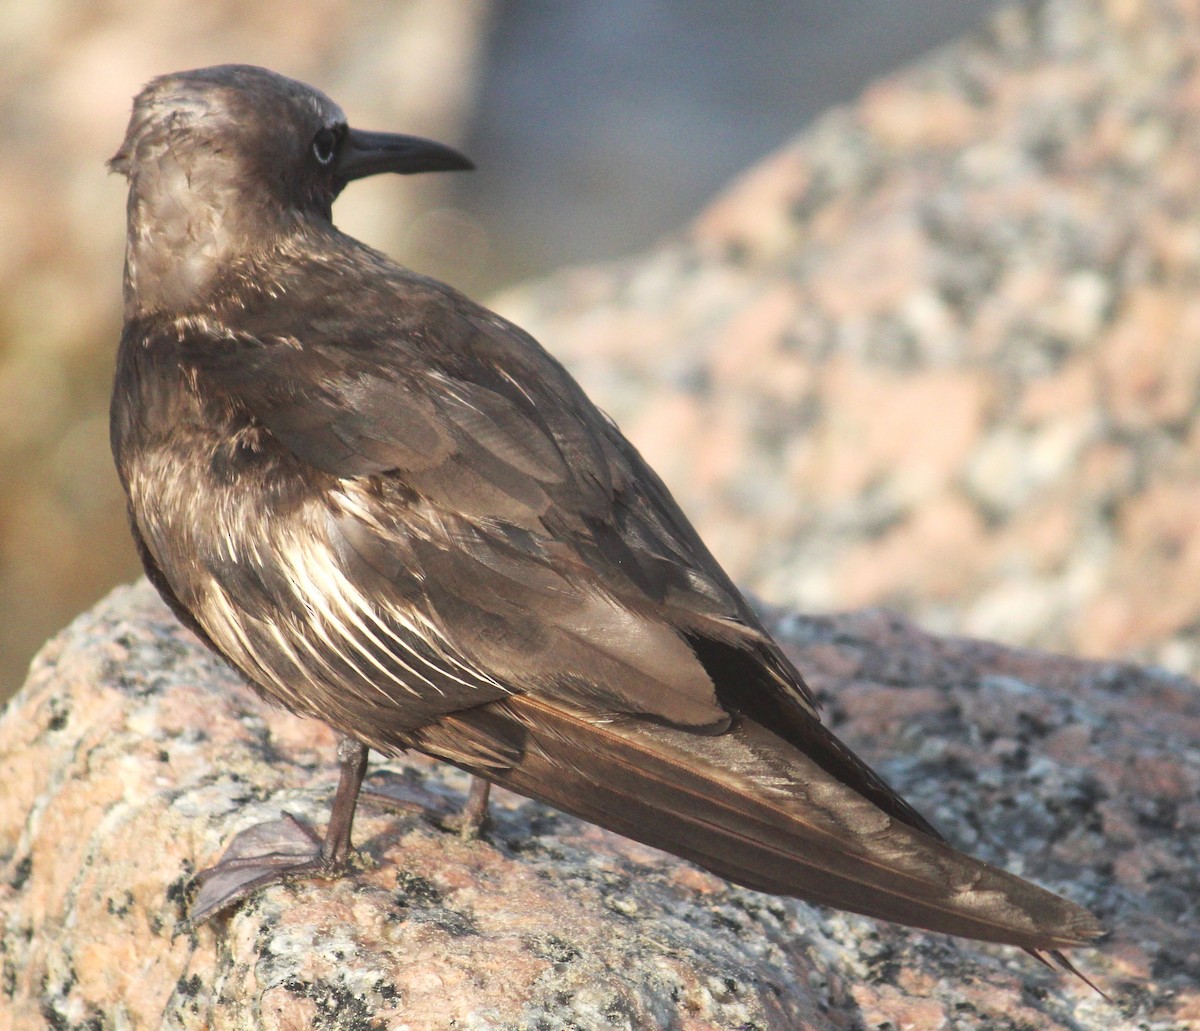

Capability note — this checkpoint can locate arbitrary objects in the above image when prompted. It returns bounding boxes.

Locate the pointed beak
[335,129,474,186]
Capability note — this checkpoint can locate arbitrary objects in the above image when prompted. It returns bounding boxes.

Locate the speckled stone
[2,580,1196,1028]
[494,0,1200,678]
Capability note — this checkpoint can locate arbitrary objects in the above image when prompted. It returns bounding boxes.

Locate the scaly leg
[454,777,492,839]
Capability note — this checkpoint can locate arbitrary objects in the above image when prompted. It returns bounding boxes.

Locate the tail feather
[407,695,1103,952]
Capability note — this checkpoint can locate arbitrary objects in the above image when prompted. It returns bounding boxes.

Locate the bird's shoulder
[175,241,594,495]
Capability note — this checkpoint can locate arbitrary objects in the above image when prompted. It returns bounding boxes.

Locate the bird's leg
[362,769,493,838]
[189,736,368,924]
[453,777,492,839]
[318,736,370,866]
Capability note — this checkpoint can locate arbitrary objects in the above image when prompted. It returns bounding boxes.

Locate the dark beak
[335,129,474,187]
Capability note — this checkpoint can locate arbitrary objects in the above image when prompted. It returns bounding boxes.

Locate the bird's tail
[406,694,1103,953]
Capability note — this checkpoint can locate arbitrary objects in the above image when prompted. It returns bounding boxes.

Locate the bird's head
[110,64,472,316]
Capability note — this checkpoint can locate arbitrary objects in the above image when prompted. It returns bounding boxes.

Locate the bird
[108,64,1102,979]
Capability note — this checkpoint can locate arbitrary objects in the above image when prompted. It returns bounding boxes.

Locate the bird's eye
[312,128,339,166]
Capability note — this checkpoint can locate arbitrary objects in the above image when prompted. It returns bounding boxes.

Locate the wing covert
[176,259,817,726]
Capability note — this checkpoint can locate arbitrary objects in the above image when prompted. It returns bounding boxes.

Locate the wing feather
[178,259,812,728]
[407,695,1103,951]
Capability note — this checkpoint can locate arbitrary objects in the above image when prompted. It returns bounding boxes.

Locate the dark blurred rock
[495,0,1200,677]
[2,580,1195,1028]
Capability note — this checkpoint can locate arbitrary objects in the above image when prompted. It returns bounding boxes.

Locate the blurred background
[0,0,1026,704]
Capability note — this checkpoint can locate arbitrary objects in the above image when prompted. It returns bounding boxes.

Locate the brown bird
[109,65,1101,977]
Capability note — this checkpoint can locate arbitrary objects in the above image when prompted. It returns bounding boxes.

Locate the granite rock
[1,580,1195,1029]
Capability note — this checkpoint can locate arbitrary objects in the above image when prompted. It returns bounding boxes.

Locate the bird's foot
[186,737,370,924]
[362,774,453,818]
[363,772,492,840]
[189,812,346,924]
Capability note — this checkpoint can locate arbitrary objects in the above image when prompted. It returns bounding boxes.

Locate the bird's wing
[178,259,820,737]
